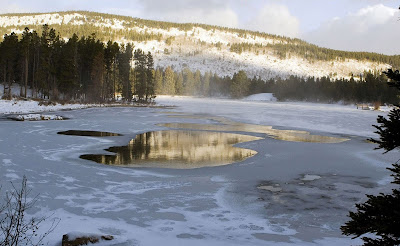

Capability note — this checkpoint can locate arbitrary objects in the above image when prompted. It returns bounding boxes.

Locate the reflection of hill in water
[81,130,261,169]
[161,115,349,143]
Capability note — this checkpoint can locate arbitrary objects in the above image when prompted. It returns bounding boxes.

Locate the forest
[0,25,398,105]
[0,25,155,102]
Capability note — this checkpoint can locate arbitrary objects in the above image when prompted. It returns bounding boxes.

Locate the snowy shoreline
[0,99,174,116]
[0,99,94,115]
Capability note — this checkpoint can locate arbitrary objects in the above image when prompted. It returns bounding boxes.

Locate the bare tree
[0,176,59,246]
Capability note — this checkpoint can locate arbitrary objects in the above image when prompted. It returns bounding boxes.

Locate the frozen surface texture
[0,97,397,245]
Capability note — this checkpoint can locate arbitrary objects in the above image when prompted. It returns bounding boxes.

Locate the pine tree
[0,32,19,98]
[163,66,175,95]
[20,27,31,98]
[133,48,147,101]
[119,43,133,101]
[194,69,201,94]
[202,71,211,96]
[230,70,249,98]
[145,52,155,101]
[341,69,400,245]
[58,34,79,99]
[175,71,183,95]
[104,41,120,100]
[154,68,163,94]
[91,52,105,102]
[183,68,194,95]
[30,30,40,97]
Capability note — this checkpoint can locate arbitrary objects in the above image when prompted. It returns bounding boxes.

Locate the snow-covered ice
[156,96,387,137]
[0,97,397,245]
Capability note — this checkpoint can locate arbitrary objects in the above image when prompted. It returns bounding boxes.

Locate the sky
[0,0,399,55]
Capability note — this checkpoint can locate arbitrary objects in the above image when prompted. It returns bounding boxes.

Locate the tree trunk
[32,53,36,98]
[24,55,28,98]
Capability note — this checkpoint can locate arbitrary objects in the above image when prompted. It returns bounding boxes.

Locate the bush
[0,176,59,246]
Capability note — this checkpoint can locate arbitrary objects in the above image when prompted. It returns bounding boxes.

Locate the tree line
[149,67,399,104]
[0,25,155,102]
[0,25,397,104]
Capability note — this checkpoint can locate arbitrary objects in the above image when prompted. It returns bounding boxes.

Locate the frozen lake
[0,97,397,245]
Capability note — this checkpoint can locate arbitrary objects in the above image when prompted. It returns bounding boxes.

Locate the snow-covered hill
[0,12,390,80]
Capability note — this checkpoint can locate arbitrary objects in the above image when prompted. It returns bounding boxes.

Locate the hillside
[0,11,397,80]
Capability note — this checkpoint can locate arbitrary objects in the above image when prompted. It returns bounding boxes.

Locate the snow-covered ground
[0,97,397,245]
[0,99,93,115]
[243,93,277,102]
[0,83,95,115]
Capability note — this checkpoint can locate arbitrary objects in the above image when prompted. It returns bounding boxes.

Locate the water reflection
[159,119,348,144]
[58,130,122,137]
[80,130,261,169]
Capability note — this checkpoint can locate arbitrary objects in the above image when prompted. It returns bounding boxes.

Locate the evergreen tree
[58,34,79,99]
[183,68,194,95]
[104,41,120,100]
[341,69,400,245]
[91,51,105,102]
[0,32,19,98]
[145,51,155,101]
[119,43,133,101]
[20,27,31,98]
[194,69,201,94]
[133,48,147,101]
[30,30,40,97]
[175,71,184,95]
[154,68,163,94]
[163,66,175,95]
[202,71,211,96]
[230,70,250,98]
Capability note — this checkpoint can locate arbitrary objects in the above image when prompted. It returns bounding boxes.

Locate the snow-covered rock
[9,114,64,121]
[62,232,114,246]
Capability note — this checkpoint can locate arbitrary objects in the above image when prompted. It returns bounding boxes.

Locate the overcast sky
[0,0,399,55]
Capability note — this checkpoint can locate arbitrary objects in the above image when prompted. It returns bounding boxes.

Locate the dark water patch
[80,130,261,169]
[58,130,122,137]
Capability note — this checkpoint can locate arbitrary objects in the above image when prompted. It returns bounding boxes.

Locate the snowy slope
[0,12,390,80]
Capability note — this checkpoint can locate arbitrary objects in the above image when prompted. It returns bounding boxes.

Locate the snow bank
[9,114,64,121]
[243,93,277,102]
[0,99,92,115]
